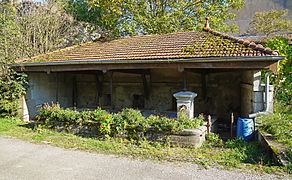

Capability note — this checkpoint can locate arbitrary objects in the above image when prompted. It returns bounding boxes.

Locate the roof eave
[11,56,285,67]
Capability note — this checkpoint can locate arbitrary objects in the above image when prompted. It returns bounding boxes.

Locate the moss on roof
[19,30,278,63]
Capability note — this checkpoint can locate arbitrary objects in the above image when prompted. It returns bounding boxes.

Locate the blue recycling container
[236,117,254,141]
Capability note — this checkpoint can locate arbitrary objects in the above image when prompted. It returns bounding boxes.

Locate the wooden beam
[96,74,104,98]
[109,72,114,109]
[111,69,150,75]
[201,72,207,100]
[141,74,150,99]
[183,71,187,91]
[96,73,104,107]
[72,75,77,107]
[14,61,278,72]
[55,72,59,102]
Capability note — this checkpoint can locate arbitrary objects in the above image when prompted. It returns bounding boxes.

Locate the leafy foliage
[266,37,292,106]
[258,112,292,149]
[66,0,244,36]
[248,10,292,36]
[221,138,271,167]
[37,104,204,141]
[205,133,223,147]
[0,3,22,69]
[0,70,27,117]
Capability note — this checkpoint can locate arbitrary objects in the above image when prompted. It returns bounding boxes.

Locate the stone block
[169,126,207,148]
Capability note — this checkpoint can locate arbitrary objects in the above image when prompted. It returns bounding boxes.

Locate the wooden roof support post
[55,72,59,103]
[96,73,104,107]
[183,71,187,91]
[201,72,208,100]
[72,75,77,108]
[109,71,114,110]
[141,73,151,100]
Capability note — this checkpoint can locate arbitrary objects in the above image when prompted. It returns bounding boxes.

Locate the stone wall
[25,69,255,121]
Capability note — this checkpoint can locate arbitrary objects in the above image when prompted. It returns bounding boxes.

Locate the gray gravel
[0,136,290,180]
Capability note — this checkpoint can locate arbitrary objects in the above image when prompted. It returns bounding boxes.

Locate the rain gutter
[11,56,284,67]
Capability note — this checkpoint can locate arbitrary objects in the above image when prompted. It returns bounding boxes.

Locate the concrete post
[173,91,197,119]
[19,96,29,122]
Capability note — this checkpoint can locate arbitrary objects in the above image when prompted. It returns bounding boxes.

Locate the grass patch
[258,112,292,149]
[0,118,289,175]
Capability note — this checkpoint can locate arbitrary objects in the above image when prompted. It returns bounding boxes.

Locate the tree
[0,2,22,72]
[266,37,292,107]
[65,0,245,37]
[248,10,292,36]
[16,1,75,57]
[120,0,245,35]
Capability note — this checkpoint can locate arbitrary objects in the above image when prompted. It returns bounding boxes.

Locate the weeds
[0,118,289,175]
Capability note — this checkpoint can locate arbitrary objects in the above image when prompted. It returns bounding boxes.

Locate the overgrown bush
[111,108,149,141]
[0,70,27,117]
[38,103,113,137]
[221,138,271,167]
[36,104,205,142]
[266,37,291,108]
[258,112,292,149]
[205,133,223,147]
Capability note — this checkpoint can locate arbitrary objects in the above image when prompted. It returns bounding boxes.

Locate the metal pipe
[265,72,270,112]
[249,72,271,118]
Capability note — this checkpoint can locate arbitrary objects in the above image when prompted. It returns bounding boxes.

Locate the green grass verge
[258,112,292,149]
[0,118,289,175]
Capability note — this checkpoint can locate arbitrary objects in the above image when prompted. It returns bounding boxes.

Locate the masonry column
[173,91,197,119]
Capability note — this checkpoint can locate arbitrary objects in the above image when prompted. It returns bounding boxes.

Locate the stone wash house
[13,22,284,130]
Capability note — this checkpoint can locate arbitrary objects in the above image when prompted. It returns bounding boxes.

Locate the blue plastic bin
[236,117,254,141]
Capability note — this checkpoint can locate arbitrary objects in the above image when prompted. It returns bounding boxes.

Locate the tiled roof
[20,29,279,63]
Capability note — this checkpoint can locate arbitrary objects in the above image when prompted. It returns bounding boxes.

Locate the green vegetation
[37,104,204,141]
[0,70,27,117]
[0,118,287,174]
[65,0,244,36]
[248,10,292,36]
[266,37,292,106]
[258,112,292,149]
[257,103,292,173]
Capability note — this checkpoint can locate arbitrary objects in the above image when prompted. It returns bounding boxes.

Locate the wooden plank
[72,75,77,107]
[142,74,150,99]
[183,71,187,90]
[201,72,207,100]
[109,72,113,109]
[111,69,150,75]
[14,61,278,72]
[55,73,59,102]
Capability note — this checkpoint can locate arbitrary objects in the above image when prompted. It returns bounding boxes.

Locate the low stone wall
[257,130,290,166]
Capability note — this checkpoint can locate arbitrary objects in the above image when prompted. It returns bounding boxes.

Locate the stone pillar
[253,71,264,113]
[173,91,197,119]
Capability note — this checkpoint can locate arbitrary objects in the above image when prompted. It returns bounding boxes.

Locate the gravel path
[0,136,290,180]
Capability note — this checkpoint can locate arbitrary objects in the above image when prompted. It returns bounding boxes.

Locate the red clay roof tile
[20,30,279,63]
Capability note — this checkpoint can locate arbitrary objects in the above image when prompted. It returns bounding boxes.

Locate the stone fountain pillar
[173,91,197,119]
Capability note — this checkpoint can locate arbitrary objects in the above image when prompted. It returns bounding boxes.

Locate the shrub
[112,108,149,141]
[38,104,113,137]
[0,71,27,117]
[266,37,291,107]
[205,133,223,147]
[147,115,179,133]
[258,113,292,148]
[36,105,205,142]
